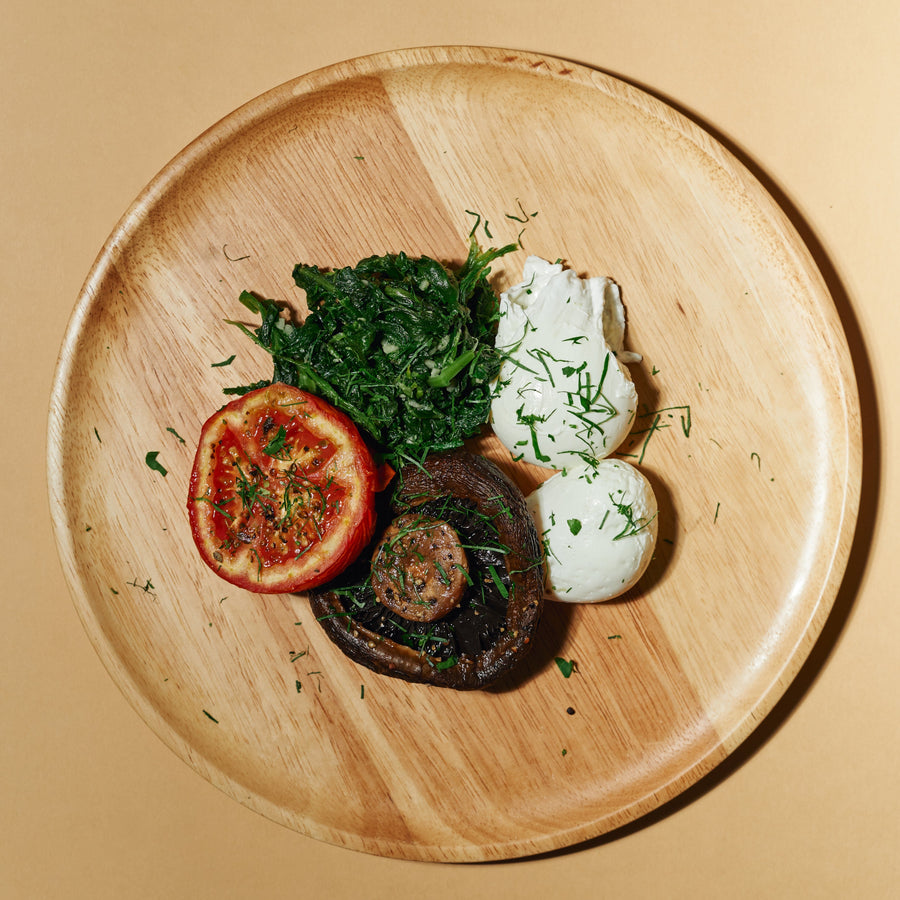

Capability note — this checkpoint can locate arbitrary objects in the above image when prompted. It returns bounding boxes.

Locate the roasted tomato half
[187,383,378,593]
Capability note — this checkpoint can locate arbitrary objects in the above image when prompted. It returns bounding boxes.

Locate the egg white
[526,459,658,603]
[491,256,639,469]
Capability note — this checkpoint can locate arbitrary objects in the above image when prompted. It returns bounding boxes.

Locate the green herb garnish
[262,424,288,458]
[145,451,167,476]
[554,657,576,678]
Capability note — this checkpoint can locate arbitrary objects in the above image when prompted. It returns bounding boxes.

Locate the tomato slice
[187,383,378,593]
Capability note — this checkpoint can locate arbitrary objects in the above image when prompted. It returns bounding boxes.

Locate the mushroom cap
[309,450,545,690]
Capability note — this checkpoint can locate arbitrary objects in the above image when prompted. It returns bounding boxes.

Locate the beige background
[3,1,897,897]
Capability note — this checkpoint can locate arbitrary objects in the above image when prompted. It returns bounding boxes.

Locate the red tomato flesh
[187,383,378,593]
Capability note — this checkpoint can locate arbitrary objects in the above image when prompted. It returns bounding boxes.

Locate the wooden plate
[47,47,861,861]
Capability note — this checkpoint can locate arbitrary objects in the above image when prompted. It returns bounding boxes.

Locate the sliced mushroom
[370,512,470,623]
[309,449,545,690]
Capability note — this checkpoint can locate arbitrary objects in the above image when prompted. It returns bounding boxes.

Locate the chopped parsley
[554,657,576,678]
[144,451,167,476]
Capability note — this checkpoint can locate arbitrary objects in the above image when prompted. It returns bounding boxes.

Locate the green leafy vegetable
[227,235,517,466]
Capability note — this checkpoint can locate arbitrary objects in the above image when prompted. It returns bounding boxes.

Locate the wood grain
[46,46,861,861]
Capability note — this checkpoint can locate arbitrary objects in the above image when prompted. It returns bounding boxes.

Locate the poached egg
[491,256,640,469]
[526,459,658,603]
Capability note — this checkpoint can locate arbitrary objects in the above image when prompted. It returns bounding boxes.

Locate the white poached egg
[491,256,640,469]
[526,459,658,603]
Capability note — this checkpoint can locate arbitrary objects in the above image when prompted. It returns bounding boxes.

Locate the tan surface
[3,1,897,896]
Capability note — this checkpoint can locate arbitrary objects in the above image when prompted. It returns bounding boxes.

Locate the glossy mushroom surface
[309,450,545,690]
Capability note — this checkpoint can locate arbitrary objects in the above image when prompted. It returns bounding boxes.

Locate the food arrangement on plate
[187,229,658,690]
[45,46,861,861]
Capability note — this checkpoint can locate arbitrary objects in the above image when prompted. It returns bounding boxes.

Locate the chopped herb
[222,244,250,261]
[714,502,721,523]
[751,451,761,469]
[561,748,568,756]
[567,517,582,535]
[608,490,657,541]
[360,684,365,699]
[202,710,219,723]
[262,424,288,457]
[434,655,459,671]
[211,354,236,368]
[127,577,155,594]
[93,427,101,443]
[504,198,539,224]
[486,564,509,598]
[145,451,167,477]
[608,634,622,640]
[555,657,576,678]
[295,679,303,693]
[619,404,691,464]
[166,426,186,443]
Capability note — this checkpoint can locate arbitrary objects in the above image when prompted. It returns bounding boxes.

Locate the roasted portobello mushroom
[309,450,544,689]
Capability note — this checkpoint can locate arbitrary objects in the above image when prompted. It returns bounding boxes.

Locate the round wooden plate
[47,47,861,861]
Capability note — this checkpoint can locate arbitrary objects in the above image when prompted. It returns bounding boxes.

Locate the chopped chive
[487,564,509,598]
[222,244,250,261]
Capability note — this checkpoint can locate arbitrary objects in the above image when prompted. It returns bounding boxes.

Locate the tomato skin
[187,384,378,593]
